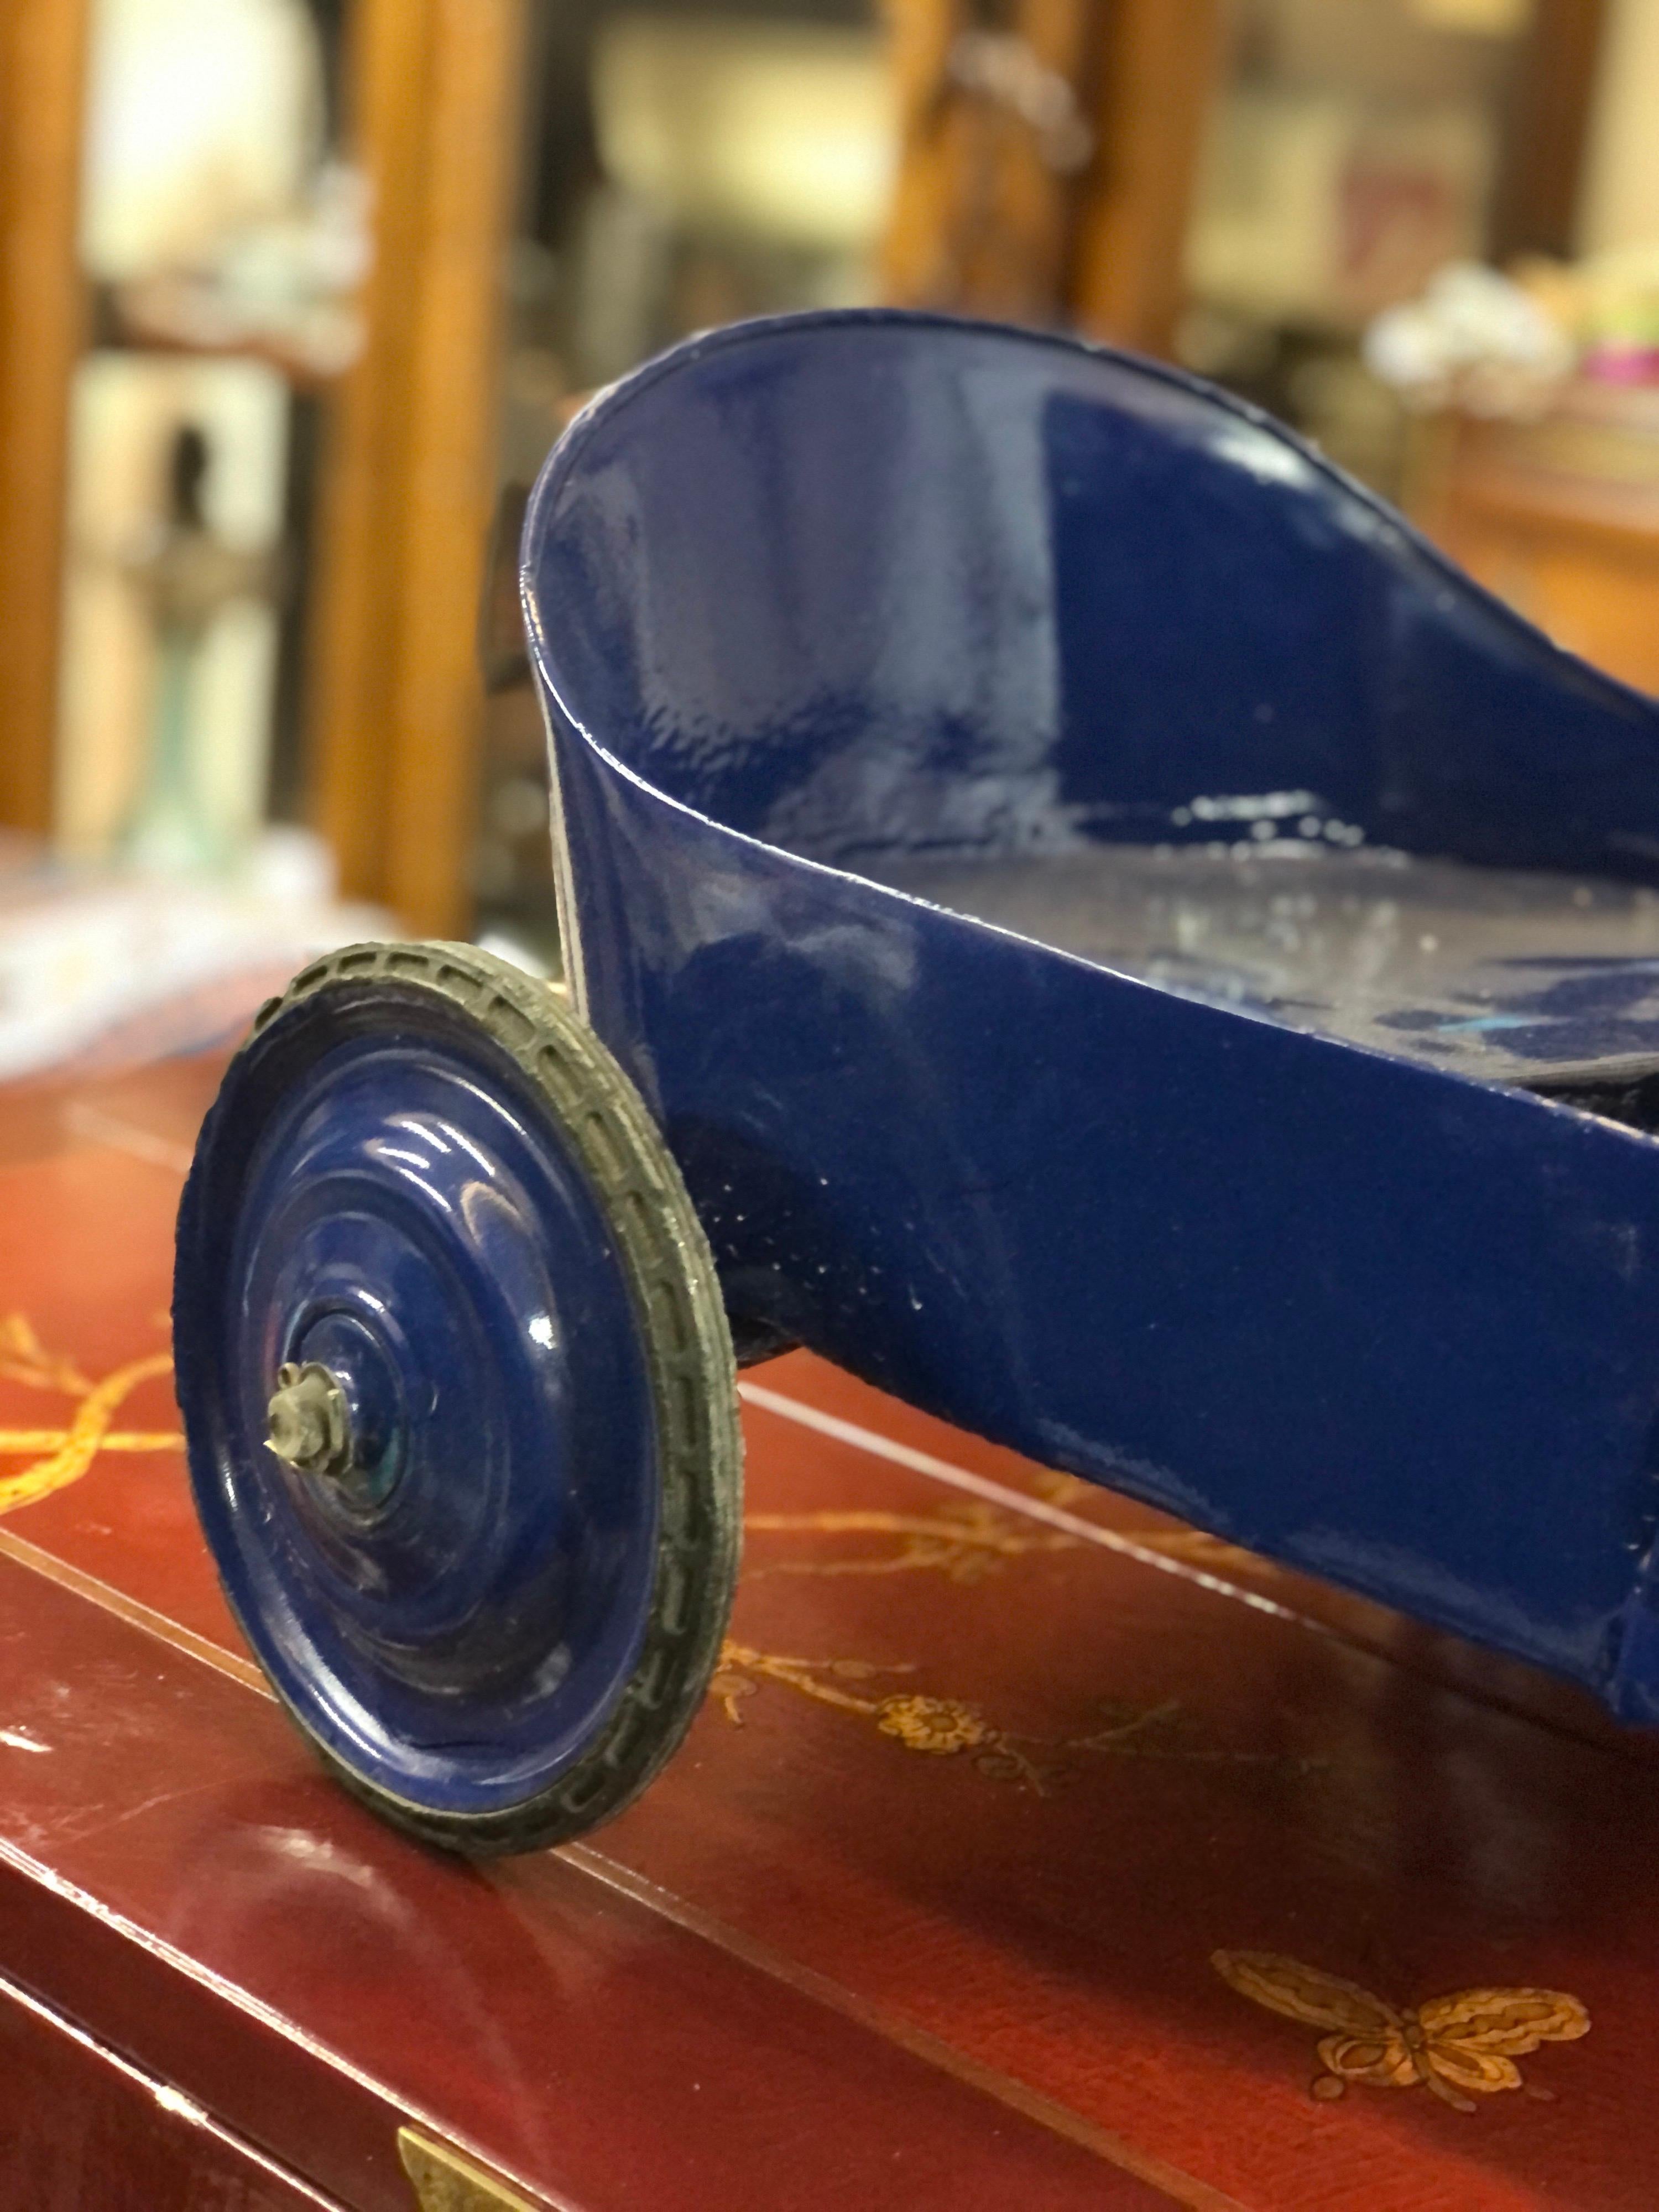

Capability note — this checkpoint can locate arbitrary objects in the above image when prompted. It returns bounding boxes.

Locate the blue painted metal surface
[523,309,1659,1723]
[174,980,660,1813]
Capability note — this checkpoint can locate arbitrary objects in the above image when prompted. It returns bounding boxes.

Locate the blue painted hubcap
[175,984,661,1819]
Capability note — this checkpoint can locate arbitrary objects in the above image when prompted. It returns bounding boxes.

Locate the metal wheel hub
[175,975,662,1818]
[266,1361,356,1482]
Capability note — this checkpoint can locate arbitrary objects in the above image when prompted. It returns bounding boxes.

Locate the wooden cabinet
[0,0,524,937]
[1412,387,1659,699]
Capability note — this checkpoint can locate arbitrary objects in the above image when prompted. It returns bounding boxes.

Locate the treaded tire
[175,940,742,1855]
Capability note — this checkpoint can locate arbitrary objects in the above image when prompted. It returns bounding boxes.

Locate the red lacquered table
[0,1046,1651,2209]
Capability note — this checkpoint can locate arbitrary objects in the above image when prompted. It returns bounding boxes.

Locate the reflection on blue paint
[523,311,1659,1725]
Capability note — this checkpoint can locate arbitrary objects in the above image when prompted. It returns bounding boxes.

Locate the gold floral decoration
[712,1642,1319,1792]
[875,1693,991,1755]
[0,1313,179,1515]
[1026,1470,1279,1579]
[711,1642,1047,1785]
[743,1503,1079,1583]
[745,1495,1280,1585]
[1212,1949,1590,2112]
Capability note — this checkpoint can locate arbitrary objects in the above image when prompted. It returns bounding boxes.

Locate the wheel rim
[176,974,666,1820]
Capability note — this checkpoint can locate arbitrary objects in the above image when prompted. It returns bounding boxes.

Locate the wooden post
[880,0,1095,326]
[0,0,89,834]
[1490,0,1606,264]
[879,0,1225,356]
[1067,0,1226,356]
[306,0,524,936]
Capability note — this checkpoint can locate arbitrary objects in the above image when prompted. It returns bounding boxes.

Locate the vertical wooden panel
[880,0,1093,326]
[1068,0,1226,355]
[1489,0,1606,263]
[306,0,523,936]
[880,0,1225,356]
[304,0,427,907]
[878,0,965,310]
[0,0,89,833]
[382,0,523,933]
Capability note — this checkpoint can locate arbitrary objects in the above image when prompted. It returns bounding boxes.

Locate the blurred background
[1,0,1657,1065]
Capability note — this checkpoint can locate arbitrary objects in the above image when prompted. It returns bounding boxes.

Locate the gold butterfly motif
[1212,1950,1590,2113]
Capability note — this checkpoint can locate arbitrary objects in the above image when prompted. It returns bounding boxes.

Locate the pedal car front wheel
[173,942,740,1854]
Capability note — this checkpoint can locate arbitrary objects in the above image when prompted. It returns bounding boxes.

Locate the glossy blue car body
[523,308,1659,1726]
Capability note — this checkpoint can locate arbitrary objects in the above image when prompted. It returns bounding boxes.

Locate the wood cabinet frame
[0,0,90,837]
[306,0,525,936]
[0,0,524,940]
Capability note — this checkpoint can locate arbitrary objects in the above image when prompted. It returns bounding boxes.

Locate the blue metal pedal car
[176,310,1659,1853]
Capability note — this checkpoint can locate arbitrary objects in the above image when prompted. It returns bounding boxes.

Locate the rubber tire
[181,940,742,1855]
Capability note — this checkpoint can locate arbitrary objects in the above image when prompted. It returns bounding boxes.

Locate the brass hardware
[398,2126,538,2211]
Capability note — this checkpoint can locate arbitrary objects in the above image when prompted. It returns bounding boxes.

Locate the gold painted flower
[875,1694,990,1755]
